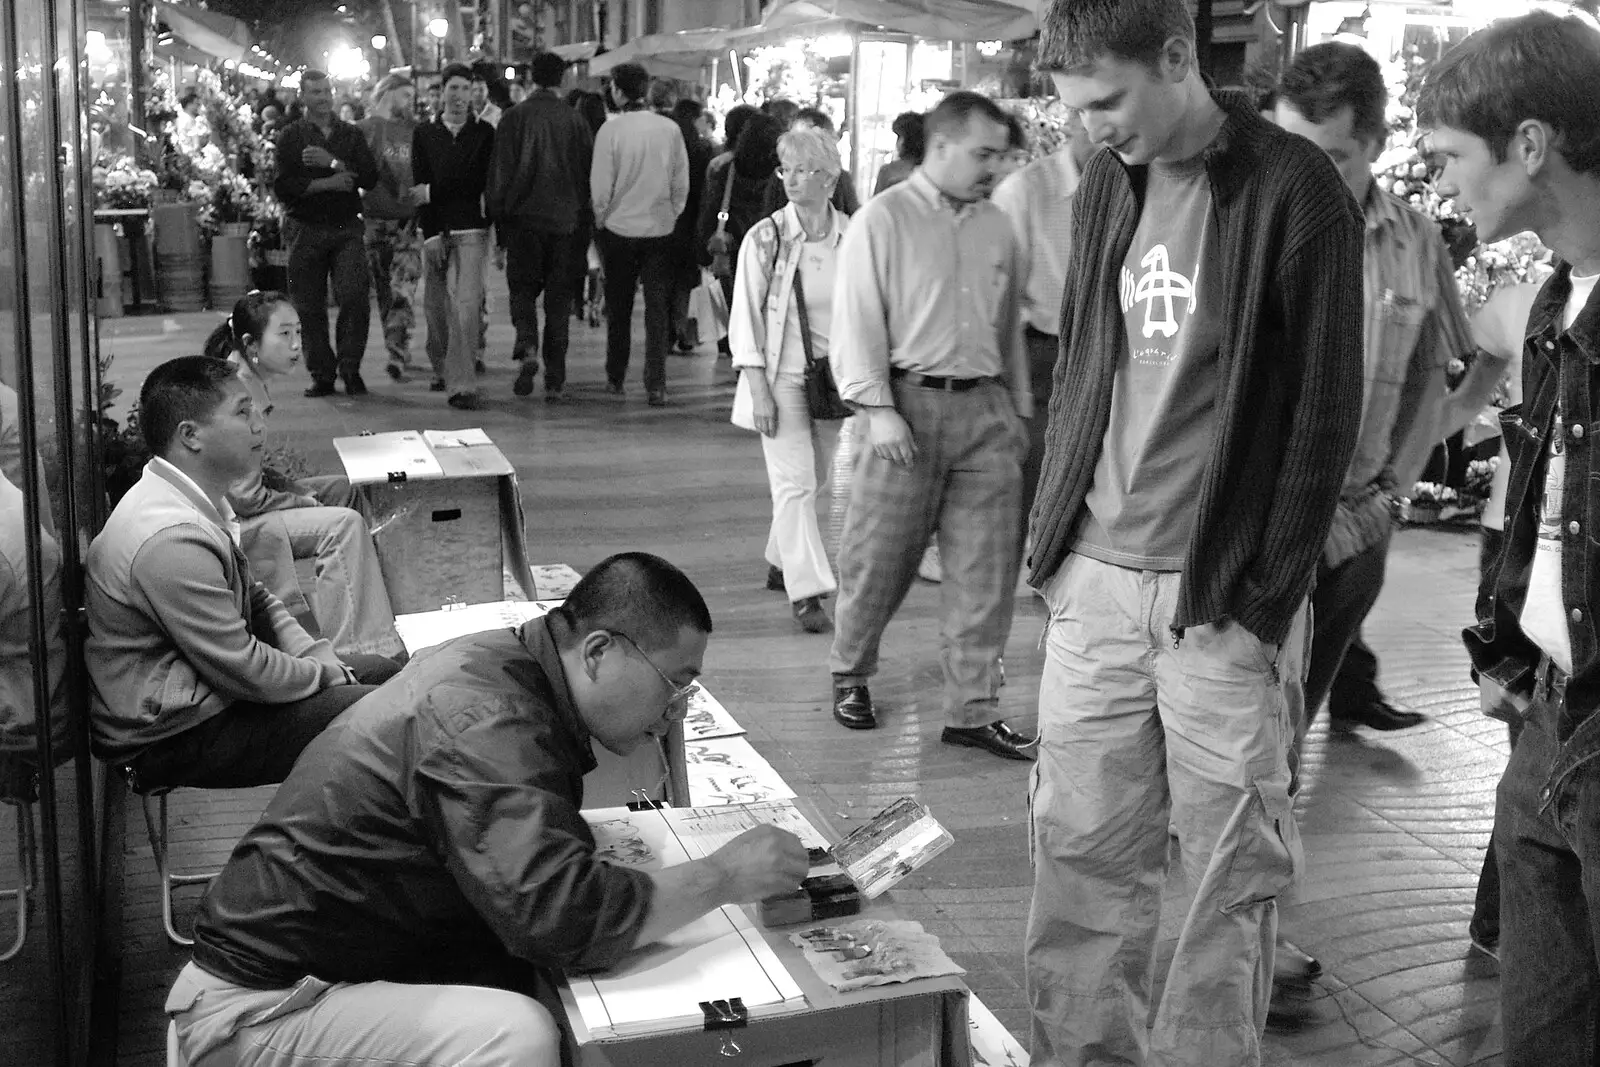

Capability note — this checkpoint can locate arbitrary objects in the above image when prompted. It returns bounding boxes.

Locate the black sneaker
[429,379,446,392]
[647,390,667,407]
[513,361,538,397]
[342,373,368,397]
[793,596,831,633]
[447,392,481,410]
[304,380,337,398]
[385,362,405,382]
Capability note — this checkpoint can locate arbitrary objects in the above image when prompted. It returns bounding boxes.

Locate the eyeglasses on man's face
[608,630,696,717]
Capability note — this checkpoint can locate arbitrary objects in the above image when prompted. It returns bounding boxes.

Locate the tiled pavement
[96,278,1504,1065]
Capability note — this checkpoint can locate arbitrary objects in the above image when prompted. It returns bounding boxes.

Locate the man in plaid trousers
[826,91,1035,762]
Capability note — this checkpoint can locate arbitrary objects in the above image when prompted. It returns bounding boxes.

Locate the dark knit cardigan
[1027,91,1365,646]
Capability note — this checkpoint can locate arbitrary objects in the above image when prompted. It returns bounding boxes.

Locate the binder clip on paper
[699,998,747,1057]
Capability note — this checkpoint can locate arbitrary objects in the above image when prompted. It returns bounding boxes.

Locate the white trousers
[168,961,561,1067]
[758,372,843,601]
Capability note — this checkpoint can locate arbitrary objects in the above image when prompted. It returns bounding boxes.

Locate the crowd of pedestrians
[131,3,1600,1063]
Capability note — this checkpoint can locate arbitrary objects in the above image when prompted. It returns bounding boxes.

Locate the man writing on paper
[166,552,809,1067]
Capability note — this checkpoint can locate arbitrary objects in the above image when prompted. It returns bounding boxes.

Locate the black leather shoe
[833,686,876,730]
[1332,700,1425,732]
[941,721,1036,761]
[766,565,786,592]
[513,361,538,397]
[1274,938,1321,984]
[304,380,336,398]
[341,373,368,397]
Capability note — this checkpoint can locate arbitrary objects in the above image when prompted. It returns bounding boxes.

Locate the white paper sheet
[393,600,559,654]
[666,800,831,855]
[333,431,444,485]
[573,806,805,1036]
[422,427,493,448]
[681,684,745,742]
[685,736,797,806]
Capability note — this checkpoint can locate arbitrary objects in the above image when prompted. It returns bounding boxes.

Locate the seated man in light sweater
[86,356,401,791]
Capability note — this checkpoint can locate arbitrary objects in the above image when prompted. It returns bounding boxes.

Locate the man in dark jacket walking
[486,51,593,400]
[1022,1,1364,1063]
[274,69,381,397]
[412,63,494,410]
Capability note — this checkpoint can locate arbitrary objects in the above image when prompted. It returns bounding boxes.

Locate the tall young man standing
[412,64,495,410]
[1422,12,1600,1064]
[274,70,381,398]
[1024,1,1364,1063]
[590,62,689,406]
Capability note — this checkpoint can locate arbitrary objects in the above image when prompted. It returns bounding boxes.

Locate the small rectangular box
[334,430,535,615]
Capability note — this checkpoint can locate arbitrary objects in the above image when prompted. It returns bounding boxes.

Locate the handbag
[691,267,730,342]
[792,267,851,421]
[706,168,738,280]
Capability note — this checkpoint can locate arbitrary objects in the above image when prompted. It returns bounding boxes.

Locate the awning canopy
[762,0,1037,40]
[589,20,848,78]
[152,0,252,64]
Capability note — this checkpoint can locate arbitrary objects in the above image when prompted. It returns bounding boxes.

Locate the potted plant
[1402,482,1457,525]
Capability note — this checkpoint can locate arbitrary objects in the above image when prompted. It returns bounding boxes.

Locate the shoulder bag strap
[714,165,736,239]
[791,258,817,365]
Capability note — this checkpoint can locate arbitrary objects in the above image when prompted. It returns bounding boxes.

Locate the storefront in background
[0,0,109,1062]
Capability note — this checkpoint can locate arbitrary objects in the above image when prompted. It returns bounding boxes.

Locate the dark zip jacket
[411,114,494,239]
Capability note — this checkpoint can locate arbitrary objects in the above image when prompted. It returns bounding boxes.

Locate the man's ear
[174,418,205,456]
[577,629,613,682]
[1159,36,1195,84]
[1515,118,1554,178]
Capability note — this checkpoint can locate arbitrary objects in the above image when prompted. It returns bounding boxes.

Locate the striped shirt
[1322,184,1473,566]
[990,147,1080,336]
[830,168,1030,416]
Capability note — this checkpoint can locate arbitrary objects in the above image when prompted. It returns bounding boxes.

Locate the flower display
[92,156,159,209]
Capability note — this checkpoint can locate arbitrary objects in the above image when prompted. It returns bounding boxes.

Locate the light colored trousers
[237,475,403,659]
[1025,553,1307,1067]
[760,371,844,602]
[423,229,489,398]
[168,961,559,1067]
[829,379,1024,728]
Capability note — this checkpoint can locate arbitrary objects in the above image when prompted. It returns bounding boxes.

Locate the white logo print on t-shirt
[1120,244,1198,342]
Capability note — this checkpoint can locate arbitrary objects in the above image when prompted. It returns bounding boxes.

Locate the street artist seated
[166,552,811,1067]
[206,290,405,660]
[85,356,402,791]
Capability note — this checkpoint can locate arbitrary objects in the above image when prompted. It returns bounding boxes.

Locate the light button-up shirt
[830,169,1029,416]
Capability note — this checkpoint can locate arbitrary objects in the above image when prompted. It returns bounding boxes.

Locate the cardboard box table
[559,795,972,1067]
[334,429,536,614]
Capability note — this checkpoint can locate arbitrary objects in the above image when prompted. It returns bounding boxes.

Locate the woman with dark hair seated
[204,291,404,659]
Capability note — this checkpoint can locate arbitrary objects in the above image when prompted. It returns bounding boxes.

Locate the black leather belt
[889,367,993,392]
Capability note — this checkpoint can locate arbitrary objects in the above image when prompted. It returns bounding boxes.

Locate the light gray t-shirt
[1074,153,1221,571]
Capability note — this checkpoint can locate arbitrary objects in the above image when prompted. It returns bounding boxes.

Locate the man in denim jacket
[1423,11,1600,1064]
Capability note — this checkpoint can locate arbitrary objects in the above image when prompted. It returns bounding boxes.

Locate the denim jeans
[1495,683,1600,1066]
[422,230,489,398]
[1026,553,1307,1067]
[365,219,421,370]
[284,218,371,385]
[504,224,579,391]
[595,229,673,394]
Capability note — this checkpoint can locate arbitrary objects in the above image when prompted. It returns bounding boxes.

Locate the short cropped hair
[1279,42,1388,144]
[674,98,706,125]
[762,98,800,129]
[646,79,676,112]
[1003,110,1029,151]
[794,106,835,134]
[439,62,474,88]
[301,69,330,86]
[778,127,843,178]
[530,51,567,88]
[610,63,649,101]
[1036,0,1195,74]
[557,552,713,652]
[1418,9,1600,175]
[139,356,240,457]
[924,91,1011,144]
